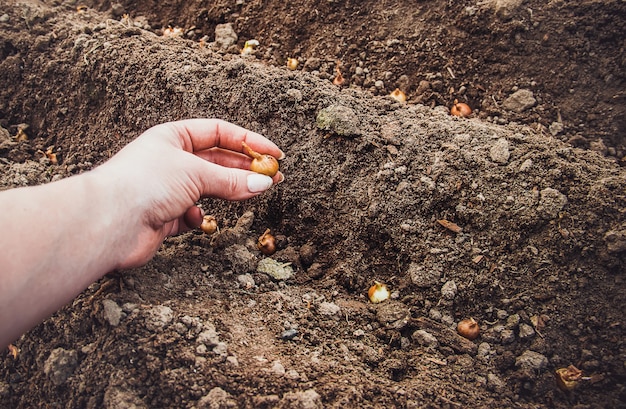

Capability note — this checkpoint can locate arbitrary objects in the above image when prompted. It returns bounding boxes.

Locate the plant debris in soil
[1,1,625,408]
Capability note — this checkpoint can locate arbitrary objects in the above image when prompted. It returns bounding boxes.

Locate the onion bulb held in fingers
[241,141,279,177]
[200,215,218,234]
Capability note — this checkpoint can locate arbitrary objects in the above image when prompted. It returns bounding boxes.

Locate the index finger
[161,118,285,159]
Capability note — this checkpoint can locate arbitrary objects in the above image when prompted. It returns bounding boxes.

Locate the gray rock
[477,342,492,359]
[197,387,237,409]
[271,360,286,376]
[441,280,458,300]
[428,308,442,321]
[257,258,294,280]
[411,329,438,347]
[110,3,125,17]
[197,324,219,347]
[537,187,568,219]
[502,89,536,112]
[0,125,15,150]
[196,344,208,355]
[213,342,228,356]
[501,329,516,344]
[145,305,173,331]
[519,158,533,172]
[237,273,255,289]
[487,373,506,392]
[408,263,440,287]
[104,386,147,409]
[493,0,524,19]
[0,14,9,24]
[375,301,409,326]
[102,299,123,326]
[0,126,10,142]
[518,323,536,340]
[278,389,323,409]
[214,23,238,50]
[604,228,626,253]
[318,301,341,316]
[316,105,361,137]
[549,121,564,136]
[515,350,548,371]
[44,348,78,385]
[505,313,520,329]
[490,138,510,164]
[224,244,257,274]
[281,329,298,340]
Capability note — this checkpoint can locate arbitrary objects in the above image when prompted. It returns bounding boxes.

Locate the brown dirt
[1,1,625,408]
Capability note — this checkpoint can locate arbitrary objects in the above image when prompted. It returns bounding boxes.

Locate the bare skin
[0,119,284,348]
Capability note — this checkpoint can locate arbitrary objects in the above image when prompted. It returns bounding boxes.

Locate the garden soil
[1,0,625,408]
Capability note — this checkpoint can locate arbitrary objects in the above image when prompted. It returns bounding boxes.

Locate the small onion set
[257,228,277,255]
[286,58,299,71]
[390,88,407,103]
[368,281,390,303]
[241,39,259,55]
[555,365,583,391]
[332,61,346,86]
[450,99,472,117]
[242,141,279,177]
[200,215,218,234]
[457,317,480,340]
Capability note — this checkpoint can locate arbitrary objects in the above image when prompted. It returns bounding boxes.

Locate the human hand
[95,118,284,268]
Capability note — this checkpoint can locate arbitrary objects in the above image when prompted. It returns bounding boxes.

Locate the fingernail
[276,173,285,184]
[278,150,286,160]
[247,174,274,193]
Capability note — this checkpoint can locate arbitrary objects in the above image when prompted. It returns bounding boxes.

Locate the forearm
[0,171,135,347]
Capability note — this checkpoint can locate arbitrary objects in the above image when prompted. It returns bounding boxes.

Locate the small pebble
[281,329,298,340]
[441,280,457,300]
[518,323,536,340]
[515,350,548,371]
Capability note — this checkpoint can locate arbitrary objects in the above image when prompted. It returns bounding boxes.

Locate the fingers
[162,119,285,160]
[194,160,278,201]
[182,206,204,230]
[194,147,251,170]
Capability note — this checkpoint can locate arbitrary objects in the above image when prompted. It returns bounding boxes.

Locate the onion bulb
[457,317,480,340]
[200,215,218,234]
[242,141,279,177]
[287,58,299,70]
[332,61,345,86]
[390,88,407,103]
[450,99,472,117]
[257,228,277,255]
[555,365,583,391]
[368,281,390,303]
